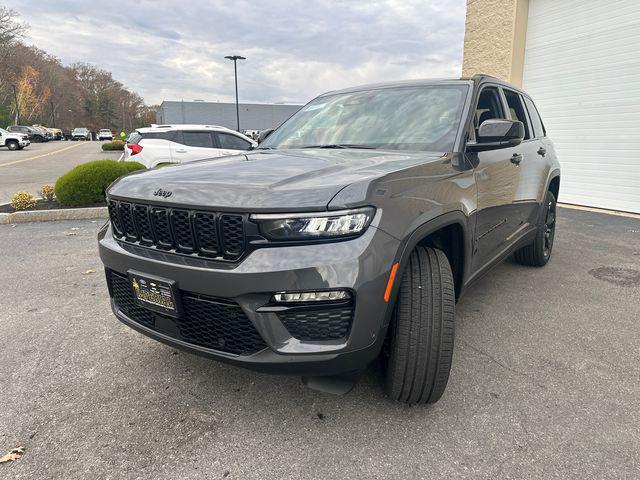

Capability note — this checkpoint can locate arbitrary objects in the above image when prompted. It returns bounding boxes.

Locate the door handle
[175,149,187,153]
[537,147,547,157]
[510,153,523,165]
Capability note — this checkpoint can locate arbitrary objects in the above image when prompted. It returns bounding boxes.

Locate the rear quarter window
[523,96,546,138]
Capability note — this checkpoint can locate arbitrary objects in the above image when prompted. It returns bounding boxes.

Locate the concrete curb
[0,205,108,225]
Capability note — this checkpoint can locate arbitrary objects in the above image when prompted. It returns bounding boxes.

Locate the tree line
[0,6,155,131]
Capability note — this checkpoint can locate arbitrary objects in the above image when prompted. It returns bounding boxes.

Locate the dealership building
[155,101,302,132]
[463,0,640,213]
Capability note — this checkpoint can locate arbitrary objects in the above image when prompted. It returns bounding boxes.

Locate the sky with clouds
[5,0,466,105]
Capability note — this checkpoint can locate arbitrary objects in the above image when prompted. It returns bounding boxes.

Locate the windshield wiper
[300,144,377,150]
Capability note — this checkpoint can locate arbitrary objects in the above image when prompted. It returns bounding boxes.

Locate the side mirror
[468,119,524,152]
[257,128,274,144]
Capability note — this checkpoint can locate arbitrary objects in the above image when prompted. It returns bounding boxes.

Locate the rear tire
[6,140,18,151]
[514,190,556,267]
[384,246,455,404]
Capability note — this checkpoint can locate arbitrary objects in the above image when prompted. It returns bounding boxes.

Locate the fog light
[272,290,351,303]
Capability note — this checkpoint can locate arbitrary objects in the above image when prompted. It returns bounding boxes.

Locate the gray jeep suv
[98,75,560,404]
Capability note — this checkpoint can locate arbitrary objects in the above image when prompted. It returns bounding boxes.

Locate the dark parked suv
[6,125,48,143]
[99,75,560,404]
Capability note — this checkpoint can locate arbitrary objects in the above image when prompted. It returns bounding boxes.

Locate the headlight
[251,207,375,241]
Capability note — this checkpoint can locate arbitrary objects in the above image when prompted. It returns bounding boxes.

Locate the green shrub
[55,160,145,206]
[101,141,125,151]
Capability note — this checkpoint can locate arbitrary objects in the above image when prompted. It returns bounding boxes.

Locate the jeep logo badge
[153,188,173,198]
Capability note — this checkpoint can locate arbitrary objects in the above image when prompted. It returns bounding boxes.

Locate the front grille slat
[151,208,173,249]
[108,200,247,261]
[170,209,195,252]
[109,271,267,355]
[108,200,123,237]
[133,204,154,244]
[194,212,220,256]
[221,214,245,258]
[119,202,138,241]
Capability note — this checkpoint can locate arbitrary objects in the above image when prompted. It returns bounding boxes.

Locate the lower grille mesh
[279,307,353,341]
[109,271,267,356]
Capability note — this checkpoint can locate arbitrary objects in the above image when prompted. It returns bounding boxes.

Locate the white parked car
[71,128,91,141]
[0,127,30,150]
[121,125,258,168]
[98,129,113,141]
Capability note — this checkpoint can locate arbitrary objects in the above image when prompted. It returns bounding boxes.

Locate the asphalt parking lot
[0,141,120,203]
[0,207,638,479]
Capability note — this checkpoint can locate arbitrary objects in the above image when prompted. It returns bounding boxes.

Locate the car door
[501,88,548,227]
[171,131,221,164]
[522,94,554,212]
[470,85,527,273]
[215,132,254,157]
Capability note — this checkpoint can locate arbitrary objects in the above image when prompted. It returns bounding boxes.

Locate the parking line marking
[0,142,85,168]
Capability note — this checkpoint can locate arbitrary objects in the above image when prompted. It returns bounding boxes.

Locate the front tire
[384,246,455,404]
[514,190,556,266]
[6,140,19,151]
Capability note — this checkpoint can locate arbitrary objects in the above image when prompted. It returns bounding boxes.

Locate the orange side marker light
[383,262,399,302]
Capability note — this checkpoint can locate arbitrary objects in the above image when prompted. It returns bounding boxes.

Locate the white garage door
[522,0,640,213]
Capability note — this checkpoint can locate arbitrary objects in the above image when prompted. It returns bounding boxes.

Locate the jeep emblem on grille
[153,188,173,198]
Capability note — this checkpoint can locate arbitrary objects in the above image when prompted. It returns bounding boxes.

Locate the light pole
[224,55,245,131]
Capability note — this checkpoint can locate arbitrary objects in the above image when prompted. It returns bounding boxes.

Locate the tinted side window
[181,131,214,148]
[523,96,546,138]
[139,131,175,142]
[217,133,251,150]
[473,87,505,138]
[503,89,531,140]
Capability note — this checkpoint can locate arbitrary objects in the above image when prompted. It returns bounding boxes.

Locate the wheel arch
[548,173,560,200]
[389,211,471,307]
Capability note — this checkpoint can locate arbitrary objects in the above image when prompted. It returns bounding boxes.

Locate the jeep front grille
[108,199,246,261]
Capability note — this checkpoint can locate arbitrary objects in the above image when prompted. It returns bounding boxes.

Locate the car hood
[108,149,447,211]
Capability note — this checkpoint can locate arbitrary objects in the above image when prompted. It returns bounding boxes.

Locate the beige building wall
[462,0,529,86]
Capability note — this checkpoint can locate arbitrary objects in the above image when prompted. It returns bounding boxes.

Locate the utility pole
[224,55,246,131]
[12,84,20,124]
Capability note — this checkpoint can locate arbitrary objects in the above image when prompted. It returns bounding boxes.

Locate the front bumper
[98,221,400,375]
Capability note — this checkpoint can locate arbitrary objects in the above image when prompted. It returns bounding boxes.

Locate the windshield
[260,84,468,152]
[73,128,87,133]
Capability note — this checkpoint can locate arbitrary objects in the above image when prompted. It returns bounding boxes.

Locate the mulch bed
[0,199,106,214]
